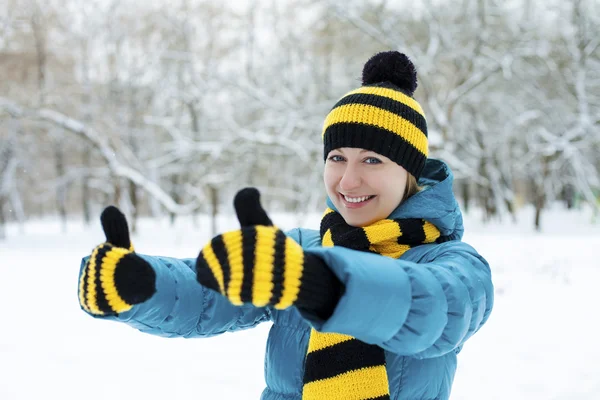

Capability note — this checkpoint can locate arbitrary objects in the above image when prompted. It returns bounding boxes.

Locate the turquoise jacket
[80,159,494,400]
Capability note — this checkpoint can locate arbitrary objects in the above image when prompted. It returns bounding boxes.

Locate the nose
[339,164,362,192]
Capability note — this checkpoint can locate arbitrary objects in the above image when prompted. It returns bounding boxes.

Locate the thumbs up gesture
[195,188,342,317]
[78,206,156,316]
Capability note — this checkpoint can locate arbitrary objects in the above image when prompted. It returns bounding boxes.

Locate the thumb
[100,206,132,249]
[234,188,273,227]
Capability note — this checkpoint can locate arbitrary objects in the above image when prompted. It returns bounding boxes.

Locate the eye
[364,157,382,164]
[328,155,345,162]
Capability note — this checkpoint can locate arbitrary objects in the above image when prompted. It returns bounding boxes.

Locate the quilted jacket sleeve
[78,255,271,338]
[299,239,493,358]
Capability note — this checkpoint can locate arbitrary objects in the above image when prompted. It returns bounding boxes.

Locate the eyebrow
[334,149,378,156]
[336,149,372,153]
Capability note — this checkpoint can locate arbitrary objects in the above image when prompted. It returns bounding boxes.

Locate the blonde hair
[402,173,422,203]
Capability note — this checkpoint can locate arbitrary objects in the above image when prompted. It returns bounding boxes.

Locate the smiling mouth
[341,194,376,203]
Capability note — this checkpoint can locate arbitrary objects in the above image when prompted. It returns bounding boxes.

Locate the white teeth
[343,195,372,203]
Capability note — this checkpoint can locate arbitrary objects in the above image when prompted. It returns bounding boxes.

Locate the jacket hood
[325,158,464,241]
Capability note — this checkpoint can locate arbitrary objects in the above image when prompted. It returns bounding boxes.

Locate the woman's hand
[78,206,156,316]
[196,188,342,318]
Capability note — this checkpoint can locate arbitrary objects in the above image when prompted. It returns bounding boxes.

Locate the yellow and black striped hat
[322,51,428,178]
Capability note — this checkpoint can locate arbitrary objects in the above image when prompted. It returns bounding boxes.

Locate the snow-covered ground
[1,205,599,399]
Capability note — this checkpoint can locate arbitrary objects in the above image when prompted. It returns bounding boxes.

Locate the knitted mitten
[78,206,156,316]
[196,188,342,318]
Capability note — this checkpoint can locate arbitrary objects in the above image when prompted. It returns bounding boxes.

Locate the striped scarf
[301,208,441,400]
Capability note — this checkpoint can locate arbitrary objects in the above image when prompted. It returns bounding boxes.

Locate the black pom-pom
[362,51,418,96]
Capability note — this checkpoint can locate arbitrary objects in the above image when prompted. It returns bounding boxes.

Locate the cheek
[392,176,408,204]
[368,174,389,193]
[394,176,407,198]
[323,168,337,192]
[372,170,406,202]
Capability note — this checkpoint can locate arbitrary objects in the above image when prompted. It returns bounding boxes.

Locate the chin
[341,214,372,228]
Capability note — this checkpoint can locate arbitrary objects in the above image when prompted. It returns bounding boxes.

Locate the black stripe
[195,254,221,292]
[81,259,90,309]
[94,245,114,314]
[320,210,373,252]
[365,396,391,400]
[319,211,344,239]
[240,226,256,303]
[395,218,426,244]
[331,226,371,251]
[331,222,371,252]
[210,235,230,293]
[269,230,287,306]
[332,92,427,136]
[436,235,453,243]
[303,339,386,383]
[323,124,427,179]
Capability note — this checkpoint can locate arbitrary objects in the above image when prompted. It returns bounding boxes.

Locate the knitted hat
[322,51,428,179]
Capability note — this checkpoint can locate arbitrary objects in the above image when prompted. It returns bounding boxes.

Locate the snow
[1,205,599,399]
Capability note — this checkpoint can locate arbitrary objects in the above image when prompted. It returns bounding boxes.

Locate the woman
[79,51,494,400]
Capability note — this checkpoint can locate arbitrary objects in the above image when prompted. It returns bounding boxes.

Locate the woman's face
[323,147,408,227]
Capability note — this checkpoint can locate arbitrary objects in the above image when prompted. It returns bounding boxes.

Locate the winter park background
[1,0,599,399]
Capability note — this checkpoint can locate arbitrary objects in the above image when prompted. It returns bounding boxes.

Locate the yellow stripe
[201,243,225,293]
[344,86,425,117]
[79,260,90,312]
[321,209,335,248]
[274,236,304,309]
[302,365,390,400]
[307,330,354,353]
[222,230,244,305]
[322,229,333,247]
[364,220,411,258]
[323,104,428,156]
[371,243,411,259]
[253,226,276,306]
[85,245,103,315]
[362,219,401,244]
[423,221,441,243]
[99,247,133,313]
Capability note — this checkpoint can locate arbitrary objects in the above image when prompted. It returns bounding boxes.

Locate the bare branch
[0,98,200,214]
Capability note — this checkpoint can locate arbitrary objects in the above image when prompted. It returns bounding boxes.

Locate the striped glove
[78,206,156,316]
[196,188,342,318]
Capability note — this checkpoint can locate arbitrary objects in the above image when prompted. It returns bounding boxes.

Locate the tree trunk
[461,179,470,213]
[80,37,93,225]
[82,150,91,224]
[54,139,67,232]
[129,180,138,234]
[113,178,122,207]
[209,185,219,237]
[477,157,496,221]
[562,184,575,209]
[534,194,544,231]
[169,175,180,226]
[505,197,516,223]
[533,155,555,231]
[0,197,5,240]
